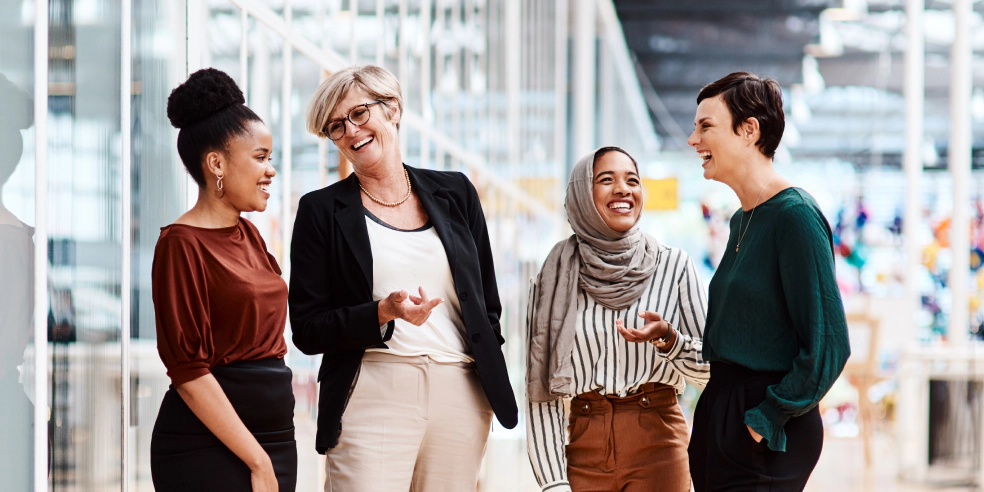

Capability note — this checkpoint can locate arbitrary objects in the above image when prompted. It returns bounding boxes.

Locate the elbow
[290,323,322,356]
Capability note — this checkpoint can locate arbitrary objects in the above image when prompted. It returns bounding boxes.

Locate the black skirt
[151,358,297,492]
[689,362,823,492]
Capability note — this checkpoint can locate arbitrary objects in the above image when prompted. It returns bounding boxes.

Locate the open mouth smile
[353,136,374,150]
[608,200,634,214]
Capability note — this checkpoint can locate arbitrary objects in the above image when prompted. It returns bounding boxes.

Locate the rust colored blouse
[152,217,288,386]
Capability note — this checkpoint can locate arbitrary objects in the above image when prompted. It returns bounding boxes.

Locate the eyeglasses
[324,100,385,141]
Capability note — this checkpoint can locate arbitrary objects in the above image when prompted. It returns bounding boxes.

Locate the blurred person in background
[292,64,518,492]
[686,71,850,491]
[151,68,295,492]
[526,146,710,492]
[0,72,36,492]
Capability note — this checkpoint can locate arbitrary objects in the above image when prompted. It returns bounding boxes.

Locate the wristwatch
[650,322,673,350]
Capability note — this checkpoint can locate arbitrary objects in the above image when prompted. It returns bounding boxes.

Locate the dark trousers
[151,358,298,492]
[689,362,823,492]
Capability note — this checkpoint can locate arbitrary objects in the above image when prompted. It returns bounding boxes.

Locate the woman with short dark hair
[150,68,295,492]
[686,71,851,491]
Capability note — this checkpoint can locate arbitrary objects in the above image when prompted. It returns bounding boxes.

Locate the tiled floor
[297,427,982,491]
[806,433,977,492]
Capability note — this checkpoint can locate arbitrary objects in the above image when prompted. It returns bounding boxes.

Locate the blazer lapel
[410,166,458,279]
[334,174,373,288]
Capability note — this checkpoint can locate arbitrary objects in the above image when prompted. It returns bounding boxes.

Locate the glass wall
[0,0,37,490]
[129,0,187,489]
[13,0,663,490]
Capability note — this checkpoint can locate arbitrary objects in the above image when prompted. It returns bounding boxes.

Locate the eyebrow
[254,147,271,153]
[328,102,371,123]
[695,116,712,126]
[594,170,640,179]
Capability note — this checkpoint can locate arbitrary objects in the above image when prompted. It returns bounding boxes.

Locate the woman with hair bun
[686,72,850,491]
[150,68,296,492]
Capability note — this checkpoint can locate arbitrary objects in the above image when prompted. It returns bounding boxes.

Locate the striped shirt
[525,245,710,491]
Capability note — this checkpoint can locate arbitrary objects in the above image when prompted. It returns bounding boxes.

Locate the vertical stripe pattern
[525,246,709,490]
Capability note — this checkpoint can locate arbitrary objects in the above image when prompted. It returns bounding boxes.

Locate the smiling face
[592,150,642,233]
[207,120,276,212]
[688,94,755,183]
[328,85,401,171]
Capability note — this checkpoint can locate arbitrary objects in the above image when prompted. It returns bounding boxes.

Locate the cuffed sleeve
[661,255,710,388]
[744,202,851,452]
[289,194,391,354]
[151,234,213,386]
[460,172,504,345]
[527,399,571,490]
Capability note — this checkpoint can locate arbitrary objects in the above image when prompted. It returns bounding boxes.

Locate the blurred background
[4,0,984,490]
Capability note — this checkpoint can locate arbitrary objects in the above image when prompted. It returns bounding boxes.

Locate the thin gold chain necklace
[360,169,412,207]
[735,172,778,253]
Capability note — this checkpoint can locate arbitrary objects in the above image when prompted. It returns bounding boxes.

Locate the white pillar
[281,0,293,274]
[33,0,49,490]
[948,0,972,346]
[120,0,132,489]
[572,0,596,159]
[903,0,924,346]
[898,0,926,478]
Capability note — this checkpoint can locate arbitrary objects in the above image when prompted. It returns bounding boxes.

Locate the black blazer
[288,165,519,453]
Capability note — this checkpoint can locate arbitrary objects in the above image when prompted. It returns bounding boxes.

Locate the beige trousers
[325,351,494,492]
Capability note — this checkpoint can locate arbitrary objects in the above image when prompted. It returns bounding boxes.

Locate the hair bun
[167,68,245,129]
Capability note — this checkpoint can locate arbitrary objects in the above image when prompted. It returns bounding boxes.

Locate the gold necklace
[360,169,412,207]
[735,172,778,253]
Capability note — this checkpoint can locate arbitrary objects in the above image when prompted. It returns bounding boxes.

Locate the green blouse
[704,187,851,452]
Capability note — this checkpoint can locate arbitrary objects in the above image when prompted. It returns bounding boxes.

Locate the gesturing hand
[380,287,443,326]
[616,310,671,344]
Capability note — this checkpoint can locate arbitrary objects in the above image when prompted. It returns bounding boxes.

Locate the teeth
[609,202,631,210]
[700,152,712,161]
[259,184,269,192]
[353,136,373,150]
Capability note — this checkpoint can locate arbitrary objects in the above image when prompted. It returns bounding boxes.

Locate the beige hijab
[527,148,661,402]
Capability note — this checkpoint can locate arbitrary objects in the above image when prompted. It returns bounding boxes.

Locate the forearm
[291,300,386,354]
[175,374,270,471]
[526,399,570,489]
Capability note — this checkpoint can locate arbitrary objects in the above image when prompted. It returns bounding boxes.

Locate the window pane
[0,0,38,489]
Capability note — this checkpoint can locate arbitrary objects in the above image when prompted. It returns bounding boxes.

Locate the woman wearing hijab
[686,72,850,491]
[526,146,710,492]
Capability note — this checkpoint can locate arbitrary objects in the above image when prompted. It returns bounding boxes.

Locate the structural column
[572,0,596,159]
[898,0,925,480]
[949,0,972,346]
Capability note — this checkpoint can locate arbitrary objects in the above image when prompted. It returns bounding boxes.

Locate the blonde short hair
[305,65,404,139]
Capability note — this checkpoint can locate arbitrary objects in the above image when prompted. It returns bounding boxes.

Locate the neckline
[741,186,798,212]
[363,208,432,232]
[164,217,243,233]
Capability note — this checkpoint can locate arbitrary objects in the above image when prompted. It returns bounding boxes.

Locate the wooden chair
[842,311,882,468]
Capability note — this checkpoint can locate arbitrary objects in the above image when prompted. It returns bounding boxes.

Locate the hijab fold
[527,149,661,402]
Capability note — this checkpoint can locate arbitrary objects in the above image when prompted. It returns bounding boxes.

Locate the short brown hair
[696,72,784,159]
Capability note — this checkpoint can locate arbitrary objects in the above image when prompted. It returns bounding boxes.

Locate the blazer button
[460,291,469,301]
[471,332,481,343]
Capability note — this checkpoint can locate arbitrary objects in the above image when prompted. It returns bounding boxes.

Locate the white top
[364,212,473,363]
[525,245,710,492]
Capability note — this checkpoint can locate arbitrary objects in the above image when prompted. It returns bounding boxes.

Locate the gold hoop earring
[216,174,225,198]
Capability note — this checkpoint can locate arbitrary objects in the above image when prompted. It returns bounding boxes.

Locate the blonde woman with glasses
[290,65,518,491]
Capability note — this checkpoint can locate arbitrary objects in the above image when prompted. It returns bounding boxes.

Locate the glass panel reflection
[0,0,38,489]
[47,0,124,488]
[129,0,186,490]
